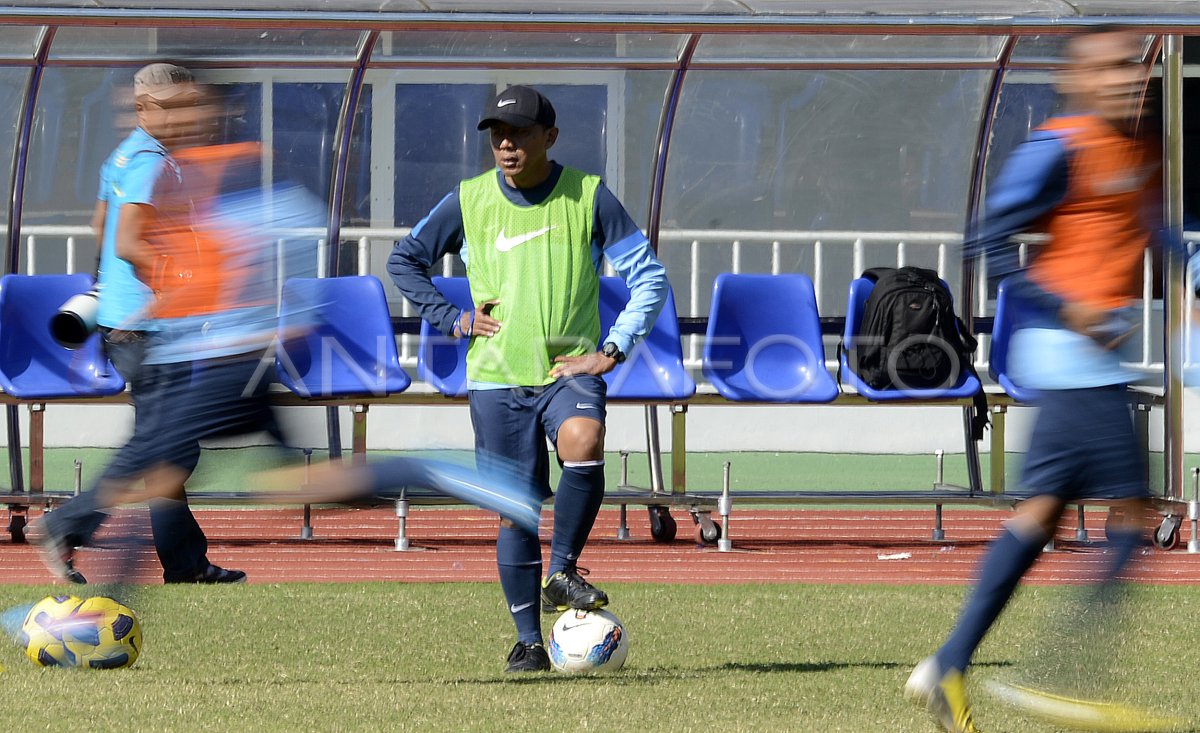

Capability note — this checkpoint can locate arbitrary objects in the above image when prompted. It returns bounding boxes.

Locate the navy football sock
[497,524,543,644]
[547,461,605,577]
[936,525,1046,674]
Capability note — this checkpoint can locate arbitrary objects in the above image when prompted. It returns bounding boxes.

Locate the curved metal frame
[637,34,699,497]
[646,33,698,253]
[4,9,1200,34]
[4,26,53,495]
[322,29,379,461]
[1163,35,1186,500]
[956,35,1016,494]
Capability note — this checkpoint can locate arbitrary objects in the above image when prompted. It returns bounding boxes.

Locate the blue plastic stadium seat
[417,276,695,401]
[989,277,1040,402]
[418,276,473,397]
[276,276,410,398]
[0,274,125,399]
[702,273,838,403]
[599,277,695,401]
[840,276,982,400]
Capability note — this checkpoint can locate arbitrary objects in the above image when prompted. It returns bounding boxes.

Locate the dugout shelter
[0,1,1198,547]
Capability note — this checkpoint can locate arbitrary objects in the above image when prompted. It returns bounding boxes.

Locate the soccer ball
[20,594,83,667]
[21,595,142,669]
[547,608,628,673]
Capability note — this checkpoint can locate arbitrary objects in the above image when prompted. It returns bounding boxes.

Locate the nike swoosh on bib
[495,226,555,252]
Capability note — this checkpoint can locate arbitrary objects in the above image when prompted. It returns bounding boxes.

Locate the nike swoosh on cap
[495,226,555,252]
[497,99,517,107]
[509,601,534,613]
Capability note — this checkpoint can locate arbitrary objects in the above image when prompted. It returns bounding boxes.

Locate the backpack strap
[834,339,846,393]
[966,364,989,442]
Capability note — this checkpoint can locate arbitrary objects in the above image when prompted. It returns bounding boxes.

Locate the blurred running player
[905,26,1169,733]
[30,64,250,585]
[31,72,326,585]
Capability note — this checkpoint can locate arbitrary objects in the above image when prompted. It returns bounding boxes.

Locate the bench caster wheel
[692,513,722,545]
[648,506,676,543]
[1154,515,1181,552]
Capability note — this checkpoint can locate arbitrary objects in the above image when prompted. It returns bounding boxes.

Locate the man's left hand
[550,351,617,378]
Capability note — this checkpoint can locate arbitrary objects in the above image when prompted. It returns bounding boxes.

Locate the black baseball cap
[477,86,556,131]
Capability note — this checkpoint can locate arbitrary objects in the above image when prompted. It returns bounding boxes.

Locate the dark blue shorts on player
[468,374,607,498]
[1020,385,1148,501]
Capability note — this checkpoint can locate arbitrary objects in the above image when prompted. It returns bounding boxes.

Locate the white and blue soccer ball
[548,608,628,673]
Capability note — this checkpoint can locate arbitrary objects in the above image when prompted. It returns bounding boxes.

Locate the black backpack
[844,266,988,439]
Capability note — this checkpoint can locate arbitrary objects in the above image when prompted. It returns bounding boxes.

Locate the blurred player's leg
[30,337,165,583]
[906,499,1057,733]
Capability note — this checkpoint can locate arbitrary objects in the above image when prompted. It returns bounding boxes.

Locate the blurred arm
[967,130,1070,289]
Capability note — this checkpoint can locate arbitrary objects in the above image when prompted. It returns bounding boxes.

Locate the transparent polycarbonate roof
[9,0,1200,18]
[0,2,1190,298]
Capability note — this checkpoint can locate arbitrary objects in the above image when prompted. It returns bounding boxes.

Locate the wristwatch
[601,342,626,364]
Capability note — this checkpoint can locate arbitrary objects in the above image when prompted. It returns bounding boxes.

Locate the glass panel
[273,82,346,201]
[660,69,989,317]
[391,83,492,228]
[1009,35,1072,65]
[20,67,123,274]
[26,0,1200,15]
[0,27,42,59]
[742,0,1071,13]
[378,32,683,62]
[983,71,1064,191]
[1070,0,1200,16]
[344,70,670,311]
[694,34,1005,62]
[422,0,748,12]
[1186,73,1200,227]
[1011,34,1156,65]
[49,27,363,61]
[0,68,28,251]
[21,67,339,276]
[30,0,741,10]
[30,0,428,8]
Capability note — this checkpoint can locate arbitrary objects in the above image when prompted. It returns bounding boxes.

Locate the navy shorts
[1020,385,1148,501]
[468,374,607,501]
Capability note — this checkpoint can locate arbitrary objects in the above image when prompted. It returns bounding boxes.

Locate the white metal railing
[16,224,1200,377]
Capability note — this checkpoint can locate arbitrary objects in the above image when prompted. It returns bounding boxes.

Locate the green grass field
[1,582,1195,732]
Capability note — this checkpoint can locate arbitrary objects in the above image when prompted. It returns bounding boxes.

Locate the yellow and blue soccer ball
[20,594,82,667]
[547,608,629,673]
[20,595,142,669]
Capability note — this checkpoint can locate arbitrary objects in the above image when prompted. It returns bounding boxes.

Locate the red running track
[2,507,1199,586]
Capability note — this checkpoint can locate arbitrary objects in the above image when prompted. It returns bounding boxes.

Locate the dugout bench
[1,272,1188,552]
